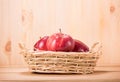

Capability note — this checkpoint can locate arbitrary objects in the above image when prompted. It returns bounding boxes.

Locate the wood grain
[0,0,120,67]
[0,67,120,81]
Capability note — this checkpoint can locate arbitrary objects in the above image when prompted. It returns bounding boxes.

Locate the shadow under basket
[20,42,102,74]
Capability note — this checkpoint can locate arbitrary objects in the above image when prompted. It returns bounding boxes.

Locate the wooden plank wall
[0,0,120,67]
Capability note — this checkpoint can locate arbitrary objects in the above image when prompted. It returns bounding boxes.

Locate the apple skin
[72,39,89,52]
[46,33,75,52]
[34,36,49,51]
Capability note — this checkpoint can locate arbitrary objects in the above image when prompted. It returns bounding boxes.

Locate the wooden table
[0,66,120,82]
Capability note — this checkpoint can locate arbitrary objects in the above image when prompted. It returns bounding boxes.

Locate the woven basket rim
[26,50,97,54]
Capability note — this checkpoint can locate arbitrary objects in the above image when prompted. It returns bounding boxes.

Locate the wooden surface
[0,66,120,82]
[0,0,120,67]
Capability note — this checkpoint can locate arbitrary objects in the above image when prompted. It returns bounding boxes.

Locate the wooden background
[0,0,120,67]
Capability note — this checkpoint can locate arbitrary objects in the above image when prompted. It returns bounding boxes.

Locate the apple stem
[59,28,62,33]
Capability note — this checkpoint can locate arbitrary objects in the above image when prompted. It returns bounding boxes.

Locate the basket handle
[90,42,102,55]
[18,43,27,54]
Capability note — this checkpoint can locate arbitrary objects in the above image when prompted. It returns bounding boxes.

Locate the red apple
[72,39,89,52]
[46,32,75,52]
[34,36,49,51]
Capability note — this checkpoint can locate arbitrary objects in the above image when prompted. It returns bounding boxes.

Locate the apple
[72,39,89,52]
[34,36,49,51]
[46,31,75,52]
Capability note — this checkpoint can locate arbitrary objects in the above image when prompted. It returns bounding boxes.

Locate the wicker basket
[19,42,102,74]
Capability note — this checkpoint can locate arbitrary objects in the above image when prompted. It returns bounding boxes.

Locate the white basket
[20,42,102,74]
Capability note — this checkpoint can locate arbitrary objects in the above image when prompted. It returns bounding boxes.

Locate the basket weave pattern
[23,51,100,74]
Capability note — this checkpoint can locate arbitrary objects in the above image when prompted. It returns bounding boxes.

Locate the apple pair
[34,31,89,52]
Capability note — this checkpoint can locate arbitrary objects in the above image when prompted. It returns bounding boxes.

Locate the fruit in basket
[34,36,49,51]
[46,29,75,52]
[72,39,89,52]
[33,29,89,52]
